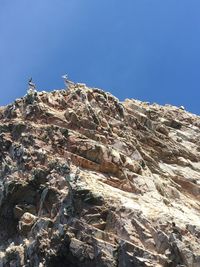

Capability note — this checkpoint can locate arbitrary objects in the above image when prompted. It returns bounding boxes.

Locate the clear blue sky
[1,0,200,114]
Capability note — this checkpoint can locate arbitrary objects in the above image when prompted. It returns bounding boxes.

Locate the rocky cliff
[0,83,200,267]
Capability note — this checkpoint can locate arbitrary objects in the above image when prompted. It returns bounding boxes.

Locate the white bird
[62,74,68,79]
[62,74,69,87]
[179,105,185,110]
[62,74,74,88]
[27,77,36,93]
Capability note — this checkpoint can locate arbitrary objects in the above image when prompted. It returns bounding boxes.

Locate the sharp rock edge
[0,84,200,267]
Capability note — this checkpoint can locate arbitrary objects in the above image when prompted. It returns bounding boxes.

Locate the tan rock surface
[0,85,200,266]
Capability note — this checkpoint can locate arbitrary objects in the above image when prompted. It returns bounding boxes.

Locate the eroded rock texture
[0,84,200,267]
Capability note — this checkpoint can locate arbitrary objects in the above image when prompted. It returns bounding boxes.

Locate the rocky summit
[0,83,200,267]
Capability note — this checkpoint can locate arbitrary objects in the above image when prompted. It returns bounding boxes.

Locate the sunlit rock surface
[0,84,200,266]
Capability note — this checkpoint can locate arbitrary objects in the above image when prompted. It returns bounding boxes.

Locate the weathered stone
[5,245,25,267]
[11,123,26,140]
[19,212,37,235]
[154,230,169,254]
[0,84,200,267]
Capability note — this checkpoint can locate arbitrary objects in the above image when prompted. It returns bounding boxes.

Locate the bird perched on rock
[27,77,36,93]
[62,74,74,89]
[179,105,185,110]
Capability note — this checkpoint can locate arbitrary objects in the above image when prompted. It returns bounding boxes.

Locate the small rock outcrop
[0,84,200,266]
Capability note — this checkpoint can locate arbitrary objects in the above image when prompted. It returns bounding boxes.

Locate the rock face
[0,84,200,267]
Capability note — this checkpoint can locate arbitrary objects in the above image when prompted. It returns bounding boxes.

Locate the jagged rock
[154,230,169,254]
[19,212,37,235]
[4,245,25,267]
[0,84,200,266]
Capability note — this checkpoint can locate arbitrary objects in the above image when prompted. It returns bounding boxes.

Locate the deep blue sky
[1,1,200,114]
